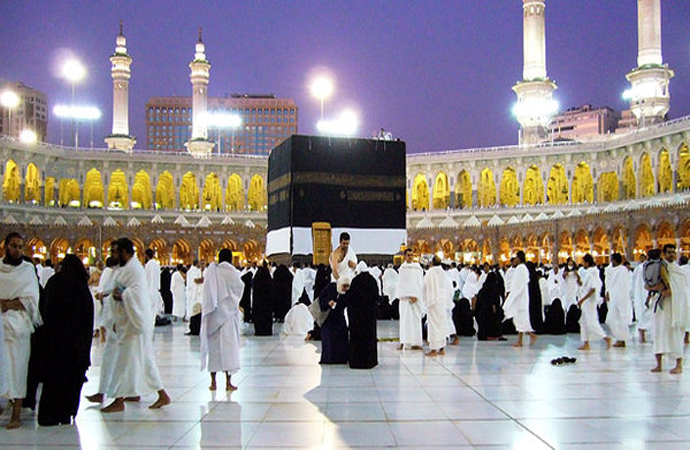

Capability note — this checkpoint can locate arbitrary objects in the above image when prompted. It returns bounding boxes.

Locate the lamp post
[62,59,86,148]
[310,77,333,120]
[202,112,242,155]
[53,105,101,150]
[1,90,20,137]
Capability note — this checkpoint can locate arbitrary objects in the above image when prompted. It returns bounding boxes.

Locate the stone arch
[25,237,47,259]
[634,224,653,255]
[523,165,544,205]
[172,239,192,265]
[510,234,524,254]
[148,238,168,264]
[478,168,496,207]
[559,230,573,263]
[221,239,238,251]
[156,171,175,210]
[247,174,267,211]
[202,172,223,211]
[432,171,450,209]
[108,169,129,209]
[658,148,673,193]
[639,152,655,197]
[571,162,593,204]
[481,238,493,264]
[610,224,628,256]
[547,163,568,205]
[680,219,690,257]
[454,170,472,209]
[678,143,690,191]
[24,162,41,204]
[243,239,263,262]
[499,236,511,264]
[460,238,479,264]
[3,159,21,203]
[180,172,200,210]
[50,237,70,262]
[525,233,538,262]
[198,239,216,263]
[539,232,553,262]
[102,238,116,260]
[74,239,96,264]
[596,171,619,203]
[132,170,153,210]
[621,156,636,200]
[84,168,105,208]
[58,178,80,207]
[592,227,609,264]
[435,239,454,259]
[225,173,245,211]
[45,177,56,206]
[574,229,590,260]
[656,221,675,247]
[412,173,429,211]
[130,237,146,263]
[499,167,519,207]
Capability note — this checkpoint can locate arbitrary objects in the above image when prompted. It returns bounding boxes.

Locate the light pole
[202,112,242,155]
[310,77,333,120]
[62,59,86,148]
[1,90,20,137]
[53,105,101,150]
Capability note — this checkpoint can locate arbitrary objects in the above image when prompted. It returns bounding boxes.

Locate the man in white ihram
[144,249,164,316]
[424,256,453,356]
[604,253,633,347]
[503,251,536,348]
[330,232,357,281]
[396,248,425,350]
[186,259,205,316]
[0,232,41,429]
[201,249,244,391]
[102,238,170,412]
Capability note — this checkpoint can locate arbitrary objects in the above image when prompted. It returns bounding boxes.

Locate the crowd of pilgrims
[2,228,690,431]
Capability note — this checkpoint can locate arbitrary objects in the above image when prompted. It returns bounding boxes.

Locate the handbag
[308,297,330,327]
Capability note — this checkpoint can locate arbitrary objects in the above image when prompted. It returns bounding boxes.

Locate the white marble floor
[2,321,690,449]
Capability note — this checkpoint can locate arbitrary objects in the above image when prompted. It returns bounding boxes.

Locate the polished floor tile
[2,321,690,448]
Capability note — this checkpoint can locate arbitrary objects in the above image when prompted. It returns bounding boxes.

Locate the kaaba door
[312,222,332,265]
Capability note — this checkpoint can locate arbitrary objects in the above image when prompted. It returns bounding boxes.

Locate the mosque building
[0,0,688,266]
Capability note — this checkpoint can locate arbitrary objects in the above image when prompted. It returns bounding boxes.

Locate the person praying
[396,249,425,350]
[318,276,351,364]
[503,251,536,347]
[604,253,633,347]
[577,253,612,351]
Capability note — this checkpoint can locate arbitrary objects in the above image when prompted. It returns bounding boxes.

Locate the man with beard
[396,249,425,350]
[0,233,41,429]
[330,232,357,281]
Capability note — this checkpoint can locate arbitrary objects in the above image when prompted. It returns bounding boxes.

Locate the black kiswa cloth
[347,272,379,369]
[252,266,275,336]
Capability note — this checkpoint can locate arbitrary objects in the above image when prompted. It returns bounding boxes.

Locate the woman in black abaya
[38,254,93,426]
[252,264,275,336]
[319,276,351,364]
[473,271,505,340]
[346,272,378,369]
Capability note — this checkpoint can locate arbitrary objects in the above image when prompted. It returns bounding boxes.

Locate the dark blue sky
[1,1,688,152]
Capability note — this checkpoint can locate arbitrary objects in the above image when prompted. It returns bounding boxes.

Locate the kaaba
[266,135,407,262]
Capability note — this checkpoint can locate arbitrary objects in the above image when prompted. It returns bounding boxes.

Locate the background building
[146,94,298,155]
[548,105,620,142]
[0,81,48,142]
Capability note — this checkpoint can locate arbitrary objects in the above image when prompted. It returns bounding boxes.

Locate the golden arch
[621,157,636,200]
[199,239,216,263]
[678,143,690,191]
[610,224,628,255]
[559,230,573,262]
[49,238,70,262]
[523,165,544,205]
[547,163,568,205]
[634,224,653,256]
[108,169,129,209]
[478,168,497,207]
[221,239,238,251]
[571,162,593,204]
[156,171,175,210]
[225,173,245,211]
[45,177,56,206]
[597,171,619,203]
[432,171,450,209]
[148,238,168,263]
[59,178,80,207]
[574,229,590,258]
[132,170,152,210]
[3,159,21,203]
[412,173,429,211]
[180,172,200,210]
[247,174,267,211]
[435,239,454,259]
[499,167,519,207]
[592,227,609,264]
[202,172,223,211]
[455,170,472,209]
[640,153,655,197]
[24,163,41,204]
[658,148,673,193]
[657,221,675,247]
[25,237,47,259]
[74,239,97,264]
[172,239,192,265]
[83,168,105,208]
[680,219,690,256]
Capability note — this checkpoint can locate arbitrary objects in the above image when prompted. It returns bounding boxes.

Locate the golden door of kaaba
[312,222,332,265]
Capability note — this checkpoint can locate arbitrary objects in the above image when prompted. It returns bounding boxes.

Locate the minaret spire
[185,28,214,157]
[105,20,136,152]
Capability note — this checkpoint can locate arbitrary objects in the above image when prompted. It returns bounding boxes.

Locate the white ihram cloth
[681,264,690,333]
[579,267,607,342]
[171,270,187,318]
[396,262,425,347]
[632,262,652,331]
[200,262,243,374]
[561,271,580,311]
[282,304,313,336]
[108,257,164,397]
[382,267,399,304]
[186,266,204,314]
[331,246,357,281]
[95,266,119,394]
[303,267,316,301]
[424,266,453,351]
[462,271,480,300]
[546,270,563,305]
[39,266,54,288]
[652,262,690,360]
[0,260,40,399]
[0,311,6,401]
[503,267,514,295]
[503,264,533,333]
[291,268,305,305]
[605,265,633,341]
[145,259,164,316]
[369,265,383,295]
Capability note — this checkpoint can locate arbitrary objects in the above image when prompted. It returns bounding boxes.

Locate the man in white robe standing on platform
[186,260,205,317]
[503,251,536,348]
[102,238,170,412]
[201,249,244,391]
[424,256,453,356]
[330,232,357,281]
[577,254,612,350]
[144,249,164,317]
[679,256,690,344]
[396,249,425,350]
[632,253,652,342]
[605,253,633,347]
[291,262,305,305]
[0,232,41,429]
[382,263,399,305]
[650,244,689,374]
[171,265,187,320]
[303,264,316,302]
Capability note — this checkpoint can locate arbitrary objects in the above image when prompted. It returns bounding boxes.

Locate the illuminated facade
[0,81,48,142]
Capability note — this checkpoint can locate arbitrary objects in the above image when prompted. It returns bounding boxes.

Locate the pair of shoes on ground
[551,356,576,365]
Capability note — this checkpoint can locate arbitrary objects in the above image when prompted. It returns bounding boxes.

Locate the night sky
[1,1,689,153]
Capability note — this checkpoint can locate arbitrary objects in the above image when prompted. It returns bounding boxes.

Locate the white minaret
[625,0,674,126]
[512,0,558,145]
[105,21,136,152]
[185,28,214,158]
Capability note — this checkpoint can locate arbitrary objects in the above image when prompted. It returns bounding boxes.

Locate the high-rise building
[146,95,298,155]
[548,105,620,141]
[0,81,48,141]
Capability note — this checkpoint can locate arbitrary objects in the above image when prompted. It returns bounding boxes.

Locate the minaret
[512,0,558,145]
[185,28,214,158]
[105,21,136,152]
[625,0,674,126]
